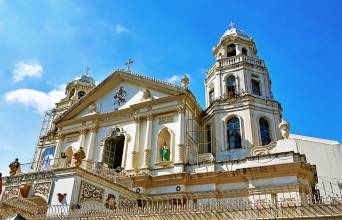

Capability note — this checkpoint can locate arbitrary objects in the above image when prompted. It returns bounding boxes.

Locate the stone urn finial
[9,158,20,176]
[73,147,86,167]
[181,75,189,89]
[279,118,290,139]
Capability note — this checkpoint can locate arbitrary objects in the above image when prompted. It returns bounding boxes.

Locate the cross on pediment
[125,58,134,72]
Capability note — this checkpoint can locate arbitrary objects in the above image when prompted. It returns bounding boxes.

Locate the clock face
[113,86,127,110]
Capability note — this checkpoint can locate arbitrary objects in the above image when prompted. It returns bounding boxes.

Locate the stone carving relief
[79,181,104,202]
[34,182,51,200]
[142,88,151,100]
[2,186,19,200]
[118,196,135,208]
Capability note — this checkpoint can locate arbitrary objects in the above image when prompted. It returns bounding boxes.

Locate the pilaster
[86,126,98,162]
[52,133,64,167]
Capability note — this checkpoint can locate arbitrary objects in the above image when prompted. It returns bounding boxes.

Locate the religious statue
[160,142,170,161]
[279,118,290,139]
[73,147,86,167]
[64,146,74,167]
[9,158,20,176]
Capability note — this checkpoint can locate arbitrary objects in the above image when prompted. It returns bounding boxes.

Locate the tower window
[209,89,215,104]
[78,91,86,99]
[226,76,236,97]
[259,118,272,145]
[227,117,242,149]
[227,44,236,57]
[242,47,248,55]
[251,79,261,96]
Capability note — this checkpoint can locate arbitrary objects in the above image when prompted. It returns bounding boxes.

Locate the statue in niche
[73,147,86,167]
[160,142,170,161]
[105,194,116,209]
[9,158,20,176]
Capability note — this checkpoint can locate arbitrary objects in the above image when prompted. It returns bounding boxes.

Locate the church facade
[1,26,342,219]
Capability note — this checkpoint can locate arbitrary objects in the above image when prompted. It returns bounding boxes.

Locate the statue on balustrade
[73,147,86,167]
[161,142,170,161]
[9,158,20,176]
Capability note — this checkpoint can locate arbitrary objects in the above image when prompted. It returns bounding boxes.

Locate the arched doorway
[103,130,125,169]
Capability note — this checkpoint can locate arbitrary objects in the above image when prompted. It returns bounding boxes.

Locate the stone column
[52,133,64,167]
[79,129,88,148]
[131,115,141,170]
[142,114,153,168]
[176,105,185,163]
[86,126,98,163]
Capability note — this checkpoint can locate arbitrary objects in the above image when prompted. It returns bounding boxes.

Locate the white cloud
[12,62,43,82]
[167,74,190,84]
[115,24,129,33]
[4,88,65,114]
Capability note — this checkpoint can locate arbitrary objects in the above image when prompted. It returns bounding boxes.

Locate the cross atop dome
[228,21,236,29]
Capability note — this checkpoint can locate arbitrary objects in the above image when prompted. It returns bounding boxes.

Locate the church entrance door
[103,135,125,169]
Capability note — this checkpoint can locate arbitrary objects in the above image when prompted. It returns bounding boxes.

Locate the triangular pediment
[57,71,185,122]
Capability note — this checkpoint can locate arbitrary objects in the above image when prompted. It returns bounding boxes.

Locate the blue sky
[0,0,341,175]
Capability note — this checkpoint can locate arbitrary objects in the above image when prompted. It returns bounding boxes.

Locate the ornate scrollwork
[33,182,51,200]
[79,181,104,202]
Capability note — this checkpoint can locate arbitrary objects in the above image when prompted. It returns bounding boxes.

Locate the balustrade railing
[218,54,265,68]
[11,194,342,219]
[5,159,132,188]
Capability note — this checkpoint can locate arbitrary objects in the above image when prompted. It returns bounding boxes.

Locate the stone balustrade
[218,54,265,68]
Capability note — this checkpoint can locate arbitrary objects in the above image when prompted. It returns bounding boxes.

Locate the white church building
[1,26,342,219]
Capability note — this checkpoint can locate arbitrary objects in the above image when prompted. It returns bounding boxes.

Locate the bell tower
[203,24,283,160]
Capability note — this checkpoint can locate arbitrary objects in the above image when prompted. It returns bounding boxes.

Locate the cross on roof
[85,66,90,76]
[125,58,134,72]
[228,21,236,29]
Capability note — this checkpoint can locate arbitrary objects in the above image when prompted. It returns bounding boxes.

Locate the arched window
[259,118,272,145]
[103,131,125,170]
[241,47,248,55]
[226,76,236,97]
[251,79,261,96]
[78,91,86,99]
[227,44,236,57]
[227,117,242,149]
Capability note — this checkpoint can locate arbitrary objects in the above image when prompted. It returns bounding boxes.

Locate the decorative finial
[181,75,189,89]
[125,58,134,72]
[228,21,236,29]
